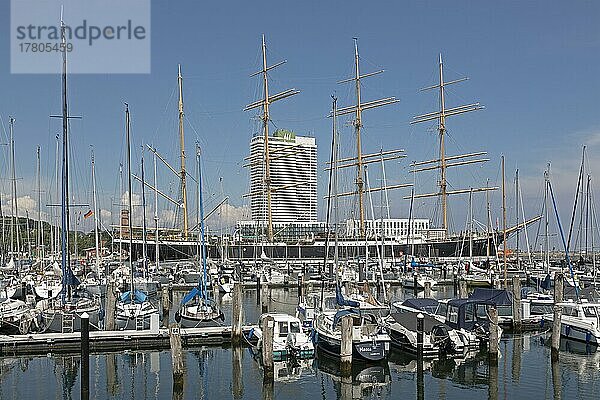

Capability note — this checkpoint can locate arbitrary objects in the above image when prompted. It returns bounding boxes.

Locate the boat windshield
[290,321,301,333]
[583,306,597,318]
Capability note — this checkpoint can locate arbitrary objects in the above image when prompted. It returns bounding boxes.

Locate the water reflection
[2,288,600,399]
[316,349,391,399]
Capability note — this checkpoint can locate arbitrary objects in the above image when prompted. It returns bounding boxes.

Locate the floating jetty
[0,324,257,356]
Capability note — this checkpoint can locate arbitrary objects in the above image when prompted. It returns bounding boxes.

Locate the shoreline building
[241,129,322,241]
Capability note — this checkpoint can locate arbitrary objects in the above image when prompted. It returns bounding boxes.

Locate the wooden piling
[340,314,353,376]
[453,273,458,297]
[261,283,269,314]
[231,282,243,345]
[551,304,562,361]
[416,313,424,360]
[554,272,564,303]
[256,276,261,306]
[423,281,432,298]
[170,325,185,393]
[459,278,468,299]
[413,273,418,297]
[488,307,499,361]
[551,348,561,400]
[105,280,116,331]
[162,288,170,328]
[512,276,522,332]
[81,313,90,400]
[232,343,244,399]
[261,315,274,381]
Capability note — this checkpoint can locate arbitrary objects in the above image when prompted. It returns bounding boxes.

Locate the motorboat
[246,312,314,361]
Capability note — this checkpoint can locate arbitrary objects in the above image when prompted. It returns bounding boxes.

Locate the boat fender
[565,325,570,337]
[219,311,225,322]
[586,331,592,344]
[540,318,545,329]
[174,311,181,323]
[98,308,105,321]
[247,327,255,339]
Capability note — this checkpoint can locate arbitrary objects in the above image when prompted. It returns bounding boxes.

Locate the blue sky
[0,1,599,240]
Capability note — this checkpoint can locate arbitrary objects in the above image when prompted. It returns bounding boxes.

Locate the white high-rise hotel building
[249,129,317,224]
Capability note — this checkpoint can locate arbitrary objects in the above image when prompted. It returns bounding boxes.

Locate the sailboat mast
[469,188,473,263]
[141,151,148,277]
[119,164,123,264]
[54,134,60,257]
[178,65,189,239]
[515,169,520,269]
[60,17,71,303]
[37,145,43,259]
[9,117,17,259]
[197,145,207,301]
[153,151,160,269]
[260,35,274,242]
[353,39,366,238]
[501,155,507,288]
[125,104,134,301]
[91,150,100,275]
[438,55,448,235]
[544,167,550,272]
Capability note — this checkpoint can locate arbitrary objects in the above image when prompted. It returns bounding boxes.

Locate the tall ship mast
[333,38,402,238]
[178,65,190,239]
[244,35,299,242]
[409,54,495,238]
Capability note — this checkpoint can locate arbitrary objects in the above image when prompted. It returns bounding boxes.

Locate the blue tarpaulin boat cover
[400,298,439,313]
[468,288,512,306]
[336,285,360,308]
[181,287,201,305]
[120,289,148,304]
[333,309,361,326]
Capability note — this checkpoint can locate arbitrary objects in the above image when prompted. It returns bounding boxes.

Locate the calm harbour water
[1,287,599,399]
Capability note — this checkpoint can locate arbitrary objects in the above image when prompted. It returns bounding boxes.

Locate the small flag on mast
[84,210,94,219]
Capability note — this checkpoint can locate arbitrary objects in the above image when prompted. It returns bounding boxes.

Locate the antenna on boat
[410,54,492,237]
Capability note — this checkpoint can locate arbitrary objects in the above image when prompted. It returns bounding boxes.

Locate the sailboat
[176,145,224,328]
[312,95,391,362]
[114,104,159,331]
[40,16,100,333]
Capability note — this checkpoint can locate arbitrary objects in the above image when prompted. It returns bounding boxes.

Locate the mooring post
[554,272,564,303]
[261,378,274,400]
[256,276,261,306]
[423,281,432,298]
[551,348,562,400]
[488,306,499,361]
[417,345,425,400]
[551,304,562,361]
[232,343,244,399]
[81,312,90,400]
[459,278,468,299]
[231,282,243,345]
[488,350,499,400]
[453,273,458,297]
[340,314,353,376]
[170,324,185,394]
[512,275,522,332]
[416,313,424,361]
[105,279,116,331]
[413,272,418,297]
[261,315,274,381]
[297,273,304,300]
[162,287,170,328]
[261,282,269,314]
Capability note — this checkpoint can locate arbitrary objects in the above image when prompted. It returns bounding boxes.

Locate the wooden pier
[0,325,257,357]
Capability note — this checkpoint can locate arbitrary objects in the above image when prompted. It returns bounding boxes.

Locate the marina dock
[0,325,257,356]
